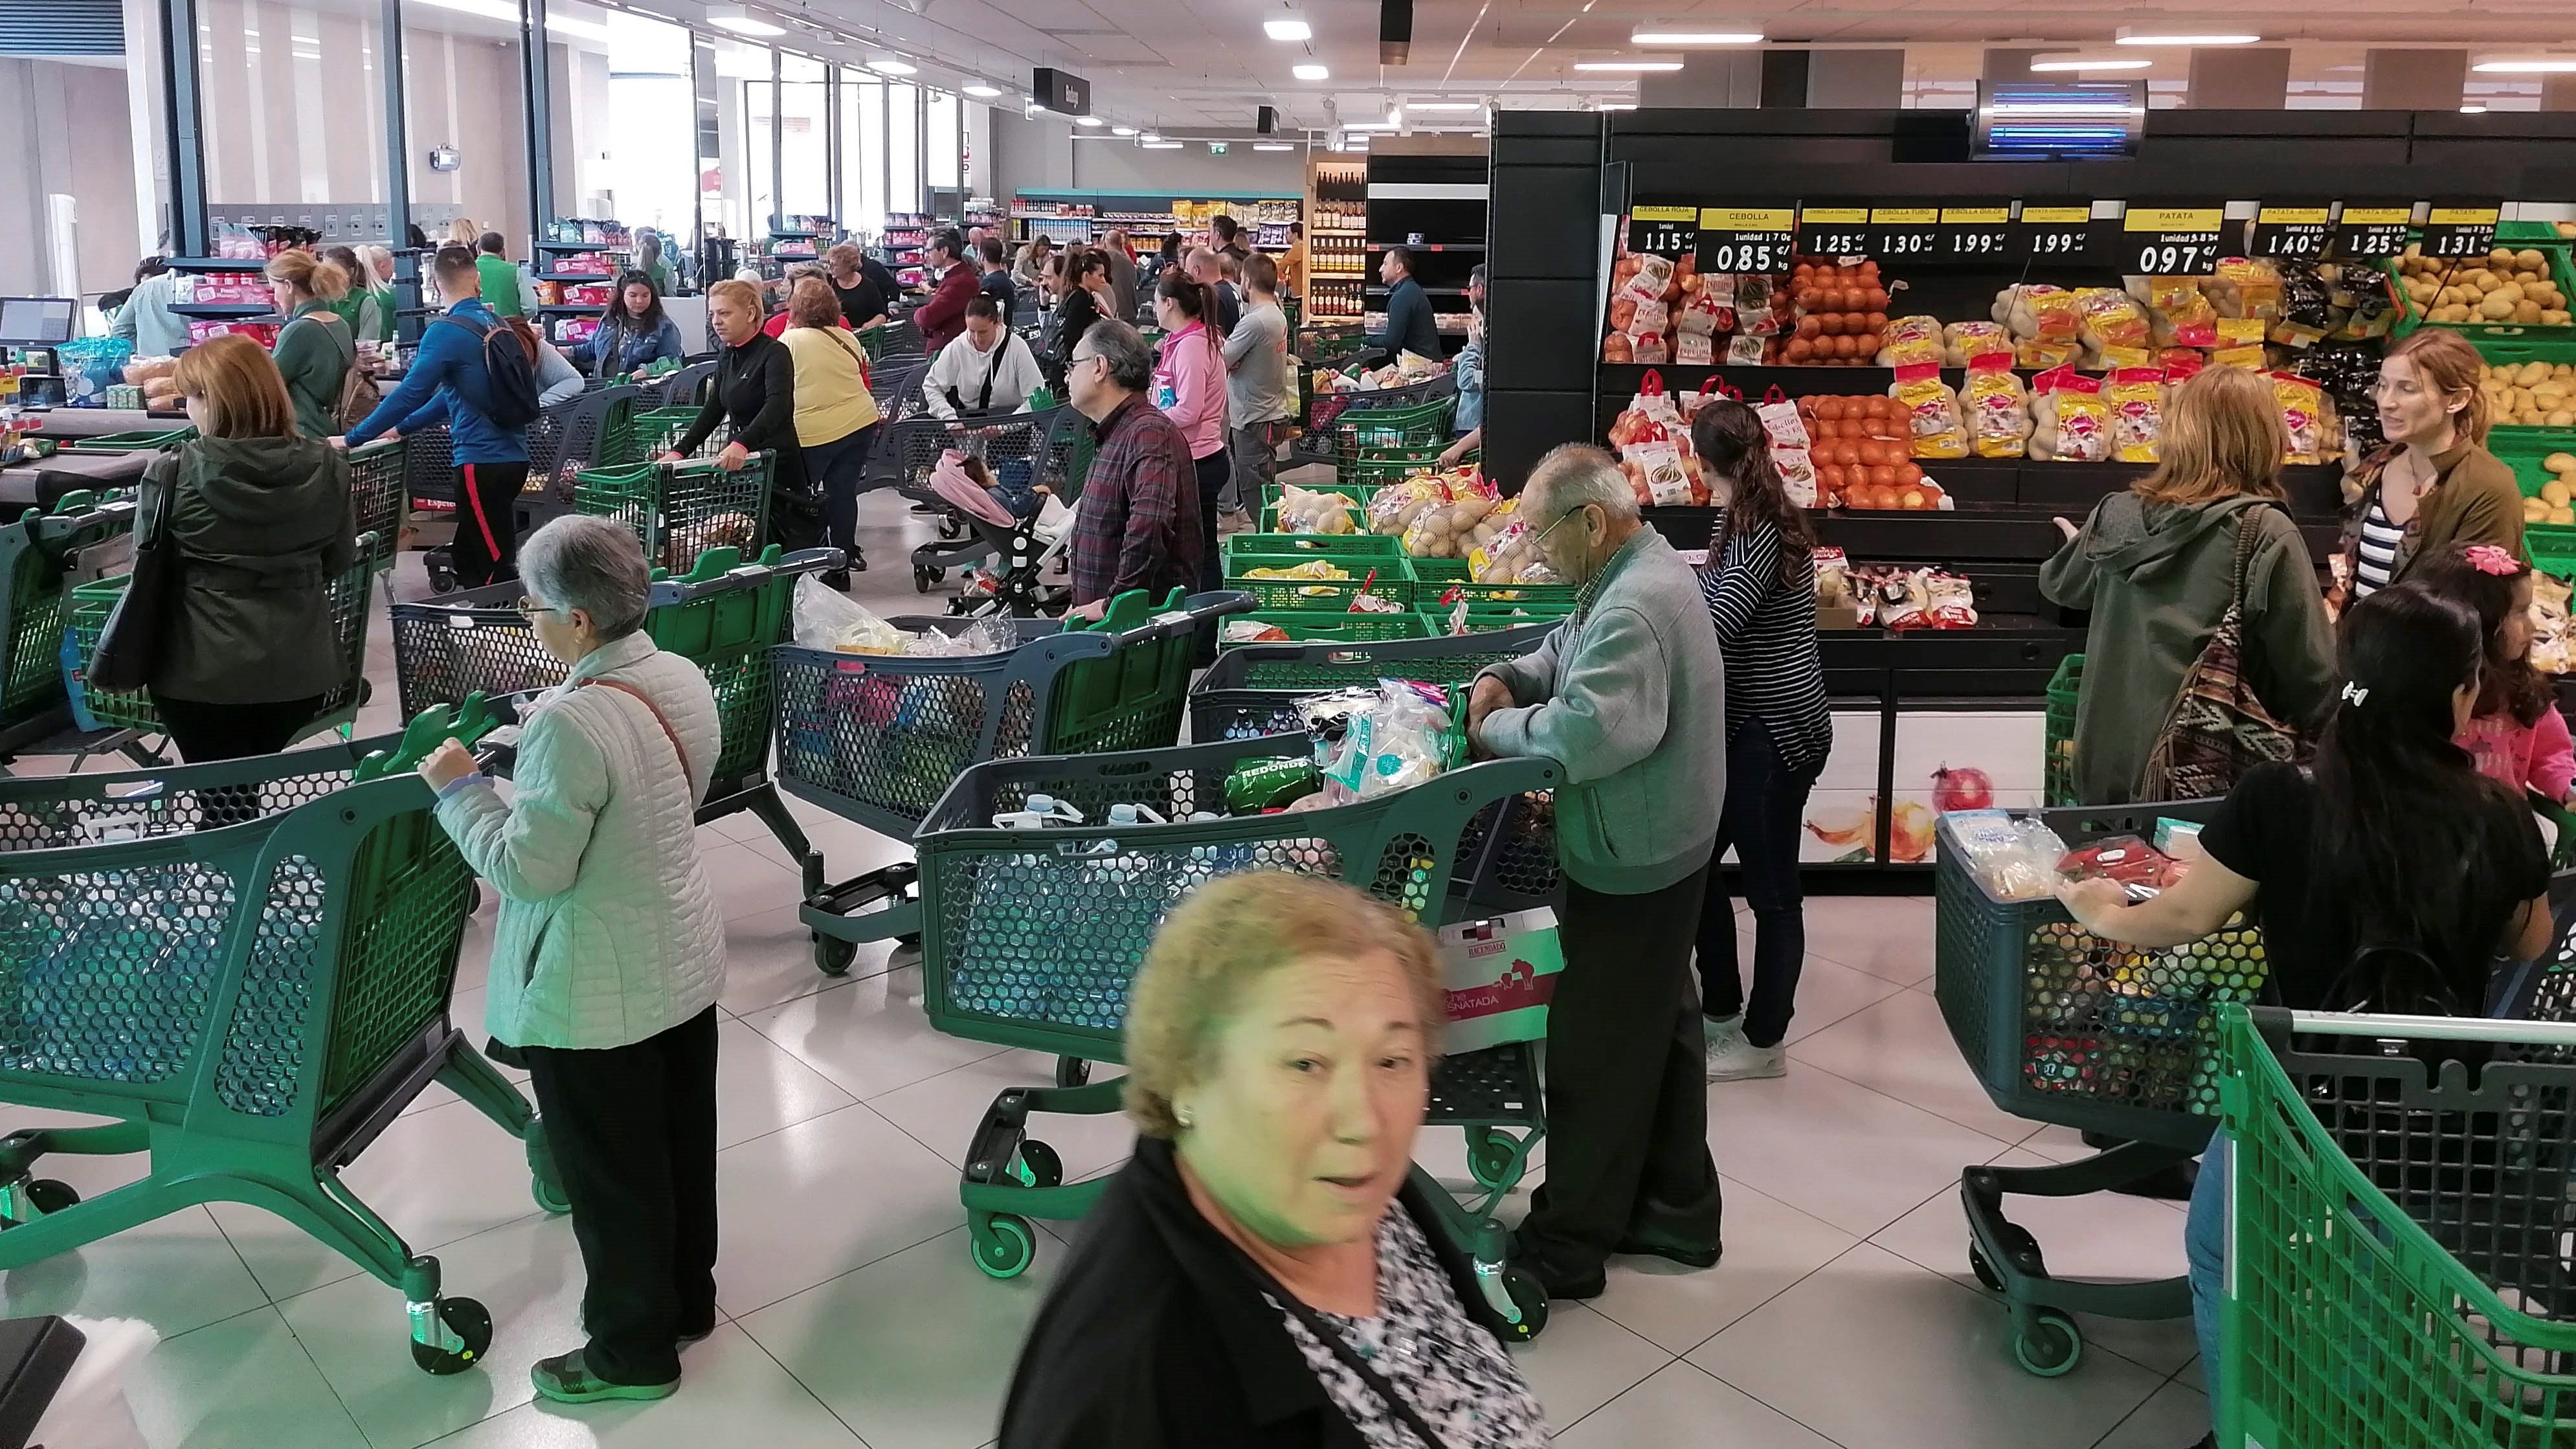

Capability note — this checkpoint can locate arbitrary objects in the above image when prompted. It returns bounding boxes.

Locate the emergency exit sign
[1209,142,1229,155]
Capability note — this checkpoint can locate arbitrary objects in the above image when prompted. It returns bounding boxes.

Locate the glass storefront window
[779,53,828,225]
[927,89,959,192]
[708,36,770,242]
[839,77,885,237]
[596,10,695,248]
[888,81,919,218]
[401,0,530,251]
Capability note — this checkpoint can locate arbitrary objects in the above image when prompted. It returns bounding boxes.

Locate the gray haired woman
[416,514,724,1406]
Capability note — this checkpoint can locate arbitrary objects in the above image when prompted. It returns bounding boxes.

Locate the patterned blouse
[1270,1209,1549,1448]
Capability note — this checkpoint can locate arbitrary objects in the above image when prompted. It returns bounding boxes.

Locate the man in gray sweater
[1471,443,1727,1301]
[1218,253,1292,532]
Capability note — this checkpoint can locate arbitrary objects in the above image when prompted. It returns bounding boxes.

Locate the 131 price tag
[2017,204,2094,262]
[2333,205,2414,260]
[1938,207,2011,260]
[2123,206,2224,275]
[2421,205,2502,260]
[1626,205,1698,258]
[2252,205,2331,260]
[1870,207,1939,260]
[1798,205,1868,259]
[1699,207,1797,275]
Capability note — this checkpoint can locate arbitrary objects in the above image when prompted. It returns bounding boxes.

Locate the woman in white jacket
[416,514,724,1407]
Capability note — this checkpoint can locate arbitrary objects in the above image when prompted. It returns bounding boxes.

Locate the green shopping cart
[346,437,407,574]
[2217,1003,2576,1448]
[572,453,772,574]
[0,699,557,1375]
[0,492,136,760]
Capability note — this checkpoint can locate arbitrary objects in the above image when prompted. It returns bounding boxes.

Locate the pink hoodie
[2459,704,2576,803]
[1152,321,1228,460]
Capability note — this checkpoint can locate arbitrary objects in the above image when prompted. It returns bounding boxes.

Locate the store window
[778,52,829,228]
[888,81,919,219]
[926,89,959,192]
[591,9,695,246]
[838,76,886,238]
[705,36,770,243]
[401,0,531,249]
[196,0,391,240]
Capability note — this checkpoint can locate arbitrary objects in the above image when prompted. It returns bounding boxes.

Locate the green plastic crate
[1257,480,1382,535]
[2388,245,2576,343]
[1405,556,1580,612]
[2476,335,2576,369]
[572,453,771,573]
[63,427,196,454]
[1224,538,1411,611]
[2043,653,2083,807]
[1222,532,1404,563]
[2496,220,2576,244]
[1338,448,1448,489]
[1216,609,1430,651]
[1415,601,1573,636]
[2494,428,2576,559]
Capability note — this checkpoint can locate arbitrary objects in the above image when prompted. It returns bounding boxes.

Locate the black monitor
[0,298,76,345]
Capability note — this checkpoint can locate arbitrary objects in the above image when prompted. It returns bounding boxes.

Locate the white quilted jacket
[436,631,726,1050]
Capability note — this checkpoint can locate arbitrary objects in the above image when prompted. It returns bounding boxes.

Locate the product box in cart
[1438,909,1563,1053]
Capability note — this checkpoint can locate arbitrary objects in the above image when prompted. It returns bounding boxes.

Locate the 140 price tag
[2252,206,2331,260]
[1699,207,1796,274]
[2123,206,2224,275]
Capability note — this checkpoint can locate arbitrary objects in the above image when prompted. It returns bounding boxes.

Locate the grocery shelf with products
[880,213,933,289]
[1007,190,1301,248]
[1307,157,1369,324]
[1483,105,2576,877]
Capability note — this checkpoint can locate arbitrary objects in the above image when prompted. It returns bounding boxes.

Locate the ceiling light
[1600,102,1636,110]
[1574,61,1682,71]
[2115,30,2260,45]
[1075,115,1104,126]
[1407,100,1481,111]
[866,57,916,74]
[2030,54,2153,71]
[1140,140,1182,149]
[2461,103,2489,113]
[1263,17,1311,41]
[2475,56,2576,73]
[1111,125,1137,135]
[704,5,784,36]
[1628,30,1760,45]
[963,83,1002,97]
[1293,63,1329,80]
[1141,131,1162,141]
[1253,141,1295,150]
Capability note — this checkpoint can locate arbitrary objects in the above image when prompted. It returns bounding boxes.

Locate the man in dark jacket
[1062,320,1200,618]
[913,228,981,352]
[1369,245,1444,363]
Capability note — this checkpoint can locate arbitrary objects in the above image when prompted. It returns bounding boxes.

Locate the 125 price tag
[2333,205,2414,260]
[1798,205,1868,259]
[2252,206,2331,260]
[2123,206,2225,275]
[2421,205,2502,260]
[1699,207,1797,275]
[1627,205,1698,257]
[2017,204,2094,262]
[1938,207,2011,260]
[1870,207,1939,260]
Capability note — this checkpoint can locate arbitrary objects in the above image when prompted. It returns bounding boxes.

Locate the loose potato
[2555,506,2575,526]
[2549,452,2576,475]
[2544,478,2571,508]
[2529,497,2553,524]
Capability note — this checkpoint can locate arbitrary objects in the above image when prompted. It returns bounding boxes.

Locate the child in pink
[2417,544,2575,802]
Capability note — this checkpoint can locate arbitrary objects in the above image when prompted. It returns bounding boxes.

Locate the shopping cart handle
[2248,1004,2576,1047]
[355,692,508,783]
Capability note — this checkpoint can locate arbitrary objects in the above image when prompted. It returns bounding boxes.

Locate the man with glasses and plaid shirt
[1062,320,1202,621]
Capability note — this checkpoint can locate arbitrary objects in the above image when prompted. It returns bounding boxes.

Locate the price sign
[1870,207,1940,260]
[1698,207,1797,275]
[2421,204,2502,260]
[2123,206,2225,275]
[2333,205,2414,260]
[1798,205,1868,258]
[1627,205,1698,258]
[1938,207,2011,260]
[2252,205,2331,260]
[2017,204,2095,262]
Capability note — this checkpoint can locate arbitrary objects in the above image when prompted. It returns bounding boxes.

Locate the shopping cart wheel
[2012,1310,2081,1378]
[1968,1245,2004,1294]
[0,1178,78,1226]
[1014,1140,1064,1189]
[410,1297,494,1375]
[814,934,859,976]
[532,1173,571,1216]
[1496,1264,1551,1343]
[1053,1057,1090,1089]
[970,1212,1036,1279]
[1465,1129,1519,1193]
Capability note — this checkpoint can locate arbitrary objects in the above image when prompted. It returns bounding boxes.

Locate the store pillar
[2362,49,2467,111]
[2186,48,2289,109]
[1807,51,1903,109]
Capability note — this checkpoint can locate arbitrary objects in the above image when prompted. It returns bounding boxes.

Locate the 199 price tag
[2422,205,2502,260]
[2016,205,2094,262]
[1626,205,1698,258]
[1939,207,2010,260]
[2123,206,2224,275]
[1698,207,1796,274]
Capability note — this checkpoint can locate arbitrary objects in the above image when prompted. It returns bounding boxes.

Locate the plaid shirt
[1072,393,1203,607]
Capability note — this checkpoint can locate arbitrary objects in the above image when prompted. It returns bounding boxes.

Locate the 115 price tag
[2252,205,2331,260]
[1798,205,1868,258]
[2421,205,2502,260]
[2123,206,2224,275]
[1627,205,1698,258]
[2333,205,2414,260]
[1870,207,1939,260]
[1938,207,2011,260]
[1699,207,1797,274]
[2017,204,2094,262]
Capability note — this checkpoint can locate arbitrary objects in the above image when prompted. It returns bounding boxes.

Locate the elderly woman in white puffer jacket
[417,513,723,1408]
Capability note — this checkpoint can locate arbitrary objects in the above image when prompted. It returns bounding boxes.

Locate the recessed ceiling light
[2461,103,2489,113]
[2030,54,2153,71]
[1574,60,1682,72]
[1141,140,1182,148]
[866,57,916,74]
[1292,63,1329,80]
[1111,125,1137,135]
[2115,30,2260,45]
[1600,102,1637,110]
[963,84,1002,97]
[2475,56,2576,73]
[704,6,784,36]
[1629,30,1760,45]
[1253,142,1295,150]
[1263,17,1311,41]
[1074,115,1104,126]
[1407,100,1482,111]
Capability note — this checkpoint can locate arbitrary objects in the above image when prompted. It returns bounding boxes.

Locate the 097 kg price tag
[2123,206,2224,276]
[1699,207,1797,275]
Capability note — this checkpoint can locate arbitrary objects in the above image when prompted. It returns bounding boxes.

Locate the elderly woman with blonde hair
[998,872,1548,1449]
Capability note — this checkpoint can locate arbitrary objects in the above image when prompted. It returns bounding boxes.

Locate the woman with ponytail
[265,249,355,440]
[1150,267,1229,590]
[2061,581,2553,1447]
[2335,327,2523,606]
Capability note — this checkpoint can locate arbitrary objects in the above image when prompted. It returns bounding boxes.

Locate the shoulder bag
[321,314,382,431]
[2136,502,2301,802]
[86,463,183,692]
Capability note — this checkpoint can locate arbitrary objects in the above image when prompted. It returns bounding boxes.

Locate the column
[1808,49,1904,107]
[2187,47,2290,109]
[2362,49,2467,111]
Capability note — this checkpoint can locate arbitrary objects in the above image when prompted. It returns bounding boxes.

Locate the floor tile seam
[730,1007,1018,1101]
[1775,1055,2030,1153]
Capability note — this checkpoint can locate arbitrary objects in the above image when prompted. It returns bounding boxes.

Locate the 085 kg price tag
[1699,207,1797,275]
[2123,206,2224,275]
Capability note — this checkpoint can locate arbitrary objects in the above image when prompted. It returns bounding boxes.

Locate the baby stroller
[908,449,1069,618]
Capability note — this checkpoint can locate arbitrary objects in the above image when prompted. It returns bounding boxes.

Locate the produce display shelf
[537,241,629,251]
[2384,245,2576,342]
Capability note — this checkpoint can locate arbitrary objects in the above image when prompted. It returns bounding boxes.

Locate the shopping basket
[62,532,381,741]
[779,587,1255,974]
[0,492,135,758]
[1932,799,2259,1376]
[2218,1004,2576,1448]
[346,437,407,573]
[0,699,558,1376]
[572,453,772,573]
[1189,624,1566,915]
[901,729,1560,1342]
[2042,654,2082,807]
[388,545,838,888]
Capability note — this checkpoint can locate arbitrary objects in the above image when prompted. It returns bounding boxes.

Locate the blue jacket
[570,315,686,379]
[346,298,528,464]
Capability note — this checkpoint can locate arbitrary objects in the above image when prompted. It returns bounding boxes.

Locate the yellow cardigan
[779,324,882,447]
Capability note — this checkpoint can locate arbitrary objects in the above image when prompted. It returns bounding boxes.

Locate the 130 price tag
[1699,207,1797,275]
[1798,205,1868,258]
[2017,204,2094,262]
[1870,207,1939,260]
[2333,205,2414,260]
[1938,207,2011,260]
[2421,205,2502,260]
[2252,206,2331,260]
[2123,206,2224,275]
[1626,205,1698,258]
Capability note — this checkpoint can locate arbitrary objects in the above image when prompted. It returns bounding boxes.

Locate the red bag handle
[1637,368,1666,397]
[1762,385,1788,405]
[1696,374,1723,397]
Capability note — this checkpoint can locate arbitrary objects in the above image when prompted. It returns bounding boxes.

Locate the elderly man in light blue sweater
[1470,442,1727,1303]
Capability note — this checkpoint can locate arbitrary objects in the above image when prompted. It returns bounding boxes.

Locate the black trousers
[522,1007,720,1386]
[1698,721,1824,1048]
[153,692,328,827]
[1192,449,1229,594]
[452,461,530,589]
[1519,860,1723,1274]
[803,423,879,563]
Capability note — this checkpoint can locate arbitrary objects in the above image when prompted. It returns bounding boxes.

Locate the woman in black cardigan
[663,278,807,545]
[998,873,1547,1449]
[1046,248,1109,388]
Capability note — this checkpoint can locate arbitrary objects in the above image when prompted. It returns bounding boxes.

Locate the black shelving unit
[1363,155,1486,344]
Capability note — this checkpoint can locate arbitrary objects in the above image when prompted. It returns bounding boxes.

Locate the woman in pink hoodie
[2415,543,2576,803]
[1152,269,1230,591]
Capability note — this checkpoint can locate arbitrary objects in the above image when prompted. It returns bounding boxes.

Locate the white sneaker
[1705,1030,1787,1083]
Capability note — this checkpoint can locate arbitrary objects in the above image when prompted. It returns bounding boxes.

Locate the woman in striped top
[2333,328,2522,608]
[1689,399,1835,1083]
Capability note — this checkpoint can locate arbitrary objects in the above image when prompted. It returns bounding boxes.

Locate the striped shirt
[2353,499,2402,598]
[1697,513,1834,772]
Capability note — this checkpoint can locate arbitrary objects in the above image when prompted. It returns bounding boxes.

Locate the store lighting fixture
[1599,101,1637,109]
[2462,103,2490,113]
[1075,115,1105,126]
[1141,140,1183,148]
[1112,125,1137,135]
[963,83,1003,97]
[1264,16,1312,41]
[1293,63,1330,80]
[2030,54,2153,72]
[1406,100,1482,111]
[1253,141,1296,150]
[866,57,917,74]
[704,6,785,37]
[1628,30,1761,45]
[2114,30,2261,45]
[1574,60,1681,71]
[2474,56,2576,73]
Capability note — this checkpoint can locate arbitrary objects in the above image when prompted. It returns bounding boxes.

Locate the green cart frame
[0,492,137,760]
[0,702,557,1375]
[345,437,407,574]
[572,453,772,574]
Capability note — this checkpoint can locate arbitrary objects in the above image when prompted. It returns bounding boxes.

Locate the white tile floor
[0,493,2210,1448]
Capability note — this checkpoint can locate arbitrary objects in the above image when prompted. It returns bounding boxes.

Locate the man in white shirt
[921,297,1046,420]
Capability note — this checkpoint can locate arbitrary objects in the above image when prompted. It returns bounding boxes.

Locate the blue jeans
[2187,1132,2228,1428]
[1697,720,1822,1047]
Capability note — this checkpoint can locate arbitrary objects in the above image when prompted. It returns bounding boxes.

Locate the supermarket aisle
[0,495,2210,1448]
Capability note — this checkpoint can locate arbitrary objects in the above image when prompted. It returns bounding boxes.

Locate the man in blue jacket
[1368,245,1445,365]
[341,245,531,587]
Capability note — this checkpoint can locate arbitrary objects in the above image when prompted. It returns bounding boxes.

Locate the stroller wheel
[914,565,940,593]
[937,515,968,541]
[849,548,868,573]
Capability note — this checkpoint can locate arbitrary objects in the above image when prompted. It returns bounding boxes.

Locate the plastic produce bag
[792,574,910,653]
[1948,811,2071,903]
[1369,475,1451,537]
[1891,363,1968,460]
[2107,368,2165,463]
[1314,680,1455,802]
[1964,357,2030,459]
[57,338,135,407]
[904,617,1017,657]
[1277,483,1361,535]
[2029,368,2111,463]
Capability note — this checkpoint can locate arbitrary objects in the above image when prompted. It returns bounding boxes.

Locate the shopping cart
[893,728,1560,1342]
[776,587,1254,974]
[644,357,719,410]
[388,544,838,888]
[1189,624,1565,915]
[2043,654,2083,807]
[2217,1003,2576,1448]
[346,437,407,573]
[0,492,135,759]
[1932,799,2256,1376]
[0,699,557,1375]
[527,385,640,501]
[572,453,773,574]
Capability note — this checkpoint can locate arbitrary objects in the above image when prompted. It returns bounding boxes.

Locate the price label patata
[1698,207,1796,274]
[2334,205,2413,260]
[2123,206,2224,275]
[2252,206,2330,260]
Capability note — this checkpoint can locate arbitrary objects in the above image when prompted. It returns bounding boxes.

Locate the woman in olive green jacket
[2041,367,2338,806]
[2332,328,2522,609]
[265,249,355,439]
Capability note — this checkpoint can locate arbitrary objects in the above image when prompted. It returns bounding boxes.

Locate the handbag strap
[574,675,691,781]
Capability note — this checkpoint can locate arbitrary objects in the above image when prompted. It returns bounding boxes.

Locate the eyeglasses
[513,597,561,619]
[1532,503,1593,550]
[1068,352,1105,371]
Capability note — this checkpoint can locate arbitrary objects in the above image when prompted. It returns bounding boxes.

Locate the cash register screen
[0,298,77,344]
